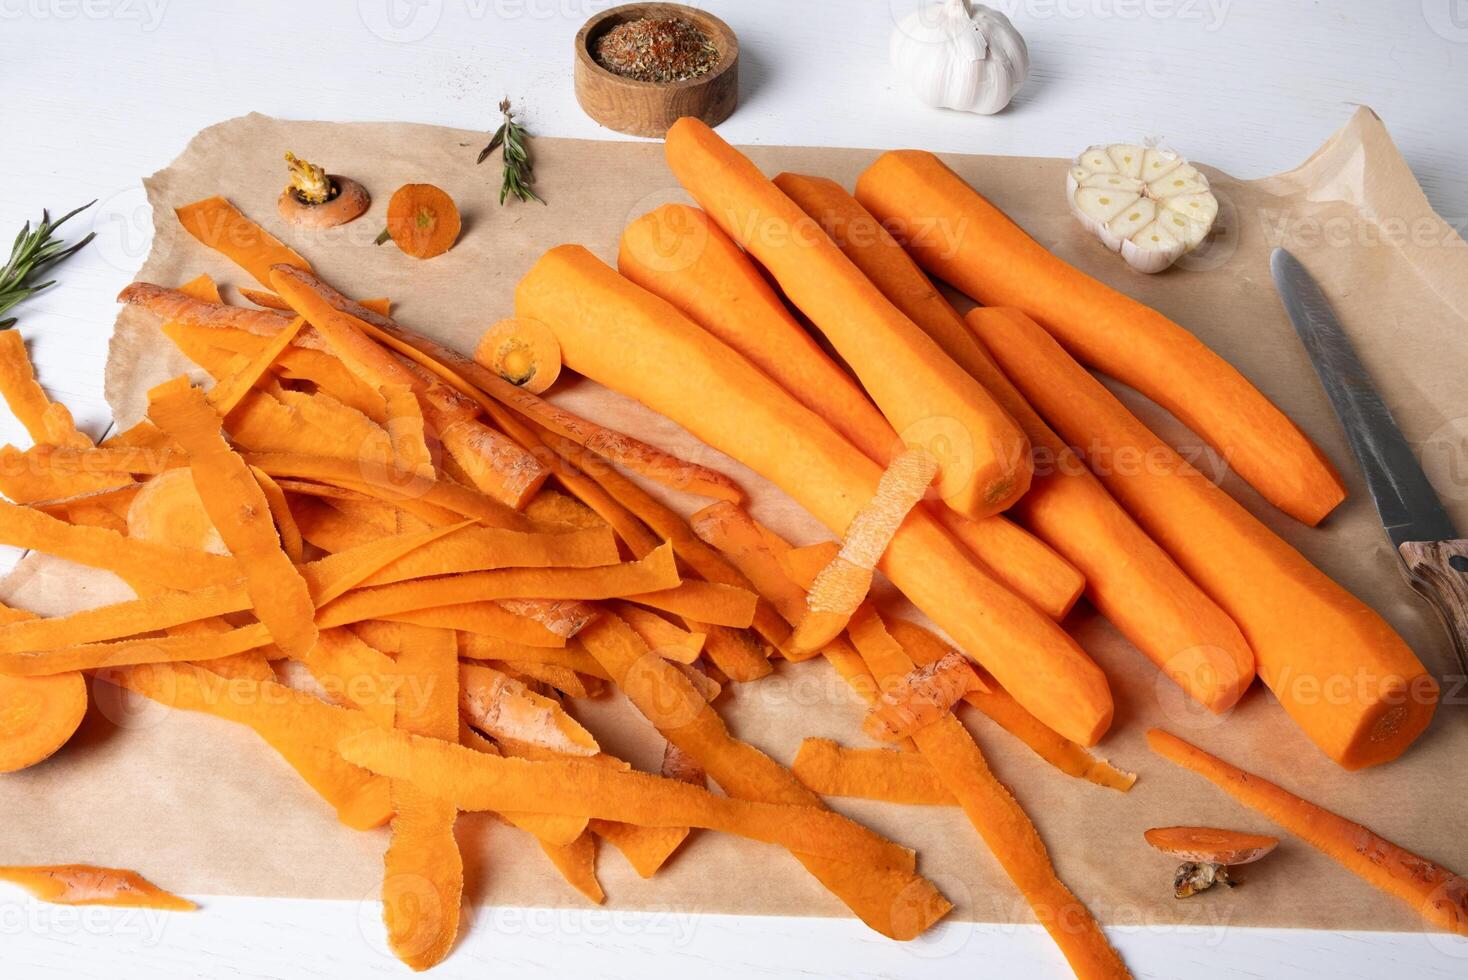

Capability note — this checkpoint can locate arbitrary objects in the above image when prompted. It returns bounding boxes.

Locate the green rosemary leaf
[480,98,544,206]
[0,201,95,331]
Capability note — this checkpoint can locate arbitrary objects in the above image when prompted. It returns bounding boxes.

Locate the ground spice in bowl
[593,16,721,84]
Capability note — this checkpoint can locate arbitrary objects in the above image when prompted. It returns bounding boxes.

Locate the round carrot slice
[384,184,461,259]
[1144,826,1279,865]
[126,469,228,555]
[474,317,562,394]
[0,671,88,772]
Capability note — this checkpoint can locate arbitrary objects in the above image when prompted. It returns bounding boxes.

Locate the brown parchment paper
[3,108,1467,935]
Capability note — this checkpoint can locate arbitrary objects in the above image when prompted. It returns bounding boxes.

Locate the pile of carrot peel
[0,116,1458,978]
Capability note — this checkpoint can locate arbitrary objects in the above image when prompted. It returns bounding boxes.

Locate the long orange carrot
[775,174,1253,712]
[618,202,1082,620]
[663,118,1031,520]
[516,244,1113,746]
[854,149,1346,526]
[1149,729,1467,935]
[973,309,1436,768]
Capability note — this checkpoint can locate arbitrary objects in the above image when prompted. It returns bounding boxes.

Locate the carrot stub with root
[1144,826,1279,899]
[1149,728,1468,933]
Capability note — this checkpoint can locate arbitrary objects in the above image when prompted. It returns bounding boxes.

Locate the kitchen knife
[1271,247,1468,674]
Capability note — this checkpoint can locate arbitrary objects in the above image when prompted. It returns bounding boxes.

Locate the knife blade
[1270,247,1458,550]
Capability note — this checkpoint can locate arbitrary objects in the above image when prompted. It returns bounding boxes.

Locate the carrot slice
[576,613,950,939]
[475,317,562,394]
[886,619,1137,793]
[1143,826,1279,866]
[853,151,1345,526]
[147,378,318,657]
[973,309,1433,768]
[339,727,914,870]
[106,661,390,830]
[316,543,680,628]
[663,119,1031,519]
[792,739,954,806]
[264,265,743,503]
[0,865,195,911]
[792,448,936,654]
[384,184,461,259]
[846,610,1130,979]
[862,650,983,743]
[458,663,599,757]
[1149,728,1467,935]
[175,196,310,287]
[620,201,1081,620]
[0,669,87,771]
[516,243,1112,746]
[382,624,463,971]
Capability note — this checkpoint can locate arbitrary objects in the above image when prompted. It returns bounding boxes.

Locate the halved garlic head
[1066,143,1218,273]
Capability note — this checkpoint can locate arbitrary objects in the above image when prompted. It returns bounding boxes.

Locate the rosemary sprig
[0,201,97,330]
[478,98,544,205]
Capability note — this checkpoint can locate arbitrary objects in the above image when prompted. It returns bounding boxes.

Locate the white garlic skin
[891,0,1030,115]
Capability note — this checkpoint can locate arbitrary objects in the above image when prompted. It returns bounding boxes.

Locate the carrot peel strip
[0,866,195,911]
[862,650,983,742]
[792,739,955,806]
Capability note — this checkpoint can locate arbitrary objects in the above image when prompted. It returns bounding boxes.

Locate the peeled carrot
[0,866,195,911]
[1149,729,1467,935]
[382,624,463,971]
[147,379,318,658]
[515,244,1113,746]
[854,149,1346,526]
[974,310,1436,769]
[663,118,1031,520]
[847,610,1130,980]
[618,203,1081,620]
[771,175,1253,711]
[576,613,951,939]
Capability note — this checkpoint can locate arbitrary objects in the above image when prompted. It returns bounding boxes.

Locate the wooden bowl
[574,3,739,138]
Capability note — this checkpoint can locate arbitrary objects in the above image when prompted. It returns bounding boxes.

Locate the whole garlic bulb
[890,0,1029,115]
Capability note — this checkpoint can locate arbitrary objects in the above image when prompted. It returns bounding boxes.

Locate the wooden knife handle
[1399,539,1468,678]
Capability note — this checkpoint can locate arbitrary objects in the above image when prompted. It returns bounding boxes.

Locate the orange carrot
[0,866,195,911]
[973,310,1436,769]
[663,118,1031,520]
[772,174,1253,711]
[1149,728,1467,935]
[618,202,1081,620]
[516,244,1113,746]
[854,149,1346,526]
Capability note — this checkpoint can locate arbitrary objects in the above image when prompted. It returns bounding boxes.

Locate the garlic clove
[1074,188,1142,226]
[1067,142,1218,273]
[1142,147,1185,181]
[1107,197,1158,241]
[1107,144,1146,179]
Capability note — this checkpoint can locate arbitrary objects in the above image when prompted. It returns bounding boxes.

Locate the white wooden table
[3,2,1466,976]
